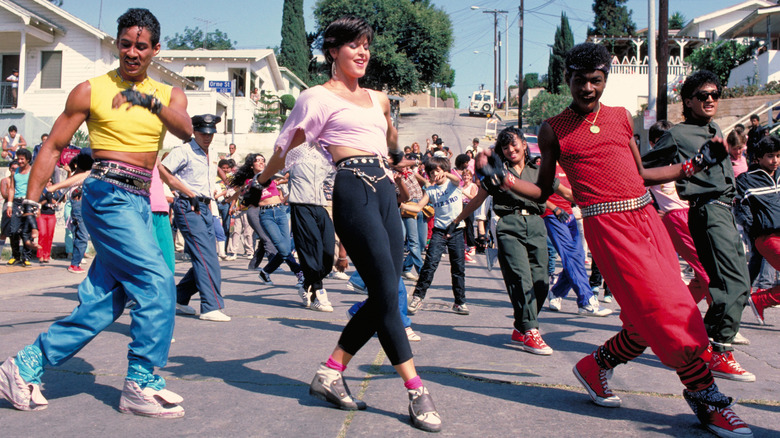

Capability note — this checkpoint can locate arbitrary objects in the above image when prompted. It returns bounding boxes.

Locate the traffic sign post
[209,81,232,93]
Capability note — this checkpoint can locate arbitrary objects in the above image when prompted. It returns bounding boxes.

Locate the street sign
[209,81,232,93]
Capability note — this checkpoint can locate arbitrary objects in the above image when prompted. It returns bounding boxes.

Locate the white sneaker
[406,327,421,342]
[175,304,196,315]
[548,291,562,312]
[486,247,498,272]
[200,309,230,322]
[199,309,231,322]
[118,380,184,418]
[329,271,349,280]
[578,296,613,317]
[224,254,237,261]
[402,271,419,281]
[732,331,750,345]
[299,286,311,308]
[311,289,334,312]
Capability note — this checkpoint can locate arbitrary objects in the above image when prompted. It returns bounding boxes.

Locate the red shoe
[510,329,524,344]
[520,328,553,355]
[700,344,713,364]
[67,265,86,274]
[709,351,755,382]
[683,385,752,438]
[572,353,621,407]
[464,252,476,264]
[748,288,780,325]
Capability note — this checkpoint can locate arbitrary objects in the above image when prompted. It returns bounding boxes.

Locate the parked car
[469,90,495,116]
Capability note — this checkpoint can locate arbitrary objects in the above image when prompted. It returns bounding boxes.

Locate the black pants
[332,160,411,365]
[9,198,35,262]
[688,203,750,350]
[291,204,335,291]
[413,228,466,305]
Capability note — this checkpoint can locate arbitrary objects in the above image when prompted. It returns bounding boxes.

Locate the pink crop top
[274,85,388,162]
[259,179,281,201]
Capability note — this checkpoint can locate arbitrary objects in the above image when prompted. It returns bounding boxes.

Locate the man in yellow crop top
[0,9,192,418]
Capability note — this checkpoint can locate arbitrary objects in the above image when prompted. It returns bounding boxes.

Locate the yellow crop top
[86,71,173,152]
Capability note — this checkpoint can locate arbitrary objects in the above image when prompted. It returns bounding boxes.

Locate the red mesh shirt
[546,105,646,207]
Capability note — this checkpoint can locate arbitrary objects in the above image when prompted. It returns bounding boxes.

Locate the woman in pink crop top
[252,16,441,432]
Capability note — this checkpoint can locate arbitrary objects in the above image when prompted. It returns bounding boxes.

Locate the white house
[722,5,780,87]
[0,0,193,147]
[677,0,775,41]
[156,49,308,153]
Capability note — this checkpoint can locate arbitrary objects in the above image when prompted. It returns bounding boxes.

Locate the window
[41,51,62,89]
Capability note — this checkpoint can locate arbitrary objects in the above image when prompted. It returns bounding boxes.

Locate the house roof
[719,5,780,39]
[0,0,64,34]
[158,49,284,91]
[278,67,308,90]
[678,0,775,36]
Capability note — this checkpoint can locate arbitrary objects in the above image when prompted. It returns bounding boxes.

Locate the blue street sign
[214,88,231,93]
[209,81,232,90]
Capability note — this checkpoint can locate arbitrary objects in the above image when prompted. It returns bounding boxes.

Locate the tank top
[546,105,646,207]
[87,71,172,153]
[13,169,29,198]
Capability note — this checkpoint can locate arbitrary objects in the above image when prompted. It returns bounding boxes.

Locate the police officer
[159,114,230,322]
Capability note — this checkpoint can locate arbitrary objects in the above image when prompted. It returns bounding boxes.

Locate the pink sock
[326,356,346,372]
[404,375,423,390]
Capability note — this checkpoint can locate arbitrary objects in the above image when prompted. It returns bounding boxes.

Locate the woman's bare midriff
[92,150,159,170]
[258,195,284,207]
[328,145,385,163]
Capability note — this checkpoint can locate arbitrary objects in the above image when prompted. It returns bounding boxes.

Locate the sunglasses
[693,91,720,101]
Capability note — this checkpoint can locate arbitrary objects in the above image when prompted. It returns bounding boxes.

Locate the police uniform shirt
[162,139,217,198]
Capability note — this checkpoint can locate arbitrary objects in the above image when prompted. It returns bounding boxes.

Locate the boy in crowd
[736,135,780,324]
[402,156,469,315]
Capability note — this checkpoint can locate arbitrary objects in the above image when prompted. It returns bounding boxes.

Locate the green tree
[686,39,760,87]
[669,12,687,30]
[547,13,574,95]
[522,89,571,128]
[165,26,236,50]
[253,91,282,133]
[312,0,454,94]
[279,0,310,84]
[523,73,543,89]
[588,0,636,36]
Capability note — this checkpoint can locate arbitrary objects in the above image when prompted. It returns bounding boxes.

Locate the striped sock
[676,358,714,392]
[597,329,647,369]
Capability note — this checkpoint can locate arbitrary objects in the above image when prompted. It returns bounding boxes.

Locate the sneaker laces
[716,406,748,428]
[598,368,614,396]
[526,329,549,348]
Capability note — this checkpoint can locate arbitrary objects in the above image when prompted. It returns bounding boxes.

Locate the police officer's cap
[192,114,221,134]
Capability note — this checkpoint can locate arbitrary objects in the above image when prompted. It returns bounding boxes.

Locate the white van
[469,90,495,116]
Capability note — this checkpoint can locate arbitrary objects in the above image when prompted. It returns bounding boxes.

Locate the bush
[522,89,571,127]
[280,94,296,113]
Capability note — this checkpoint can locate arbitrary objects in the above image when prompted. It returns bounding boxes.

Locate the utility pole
[658,0,669,121]
[648,0,657,114]
[518,1,524,128]
[482,9,508,107]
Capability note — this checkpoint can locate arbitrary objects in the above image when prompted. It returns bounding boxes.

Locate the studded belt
[258,202,283,210]
[580,191,652,218]
[335,155,389,192]
[90,160,152,197]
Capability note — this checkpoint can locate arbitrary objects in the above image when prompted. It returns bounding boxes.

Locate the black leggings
[332,159,411,365]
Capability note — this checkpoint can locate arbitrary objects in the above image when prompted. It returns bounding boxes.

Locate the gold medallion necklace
[570,104,601,134]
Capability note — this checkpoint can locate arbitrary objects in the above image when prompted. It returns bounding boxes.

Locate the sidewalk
[1,252,778,437]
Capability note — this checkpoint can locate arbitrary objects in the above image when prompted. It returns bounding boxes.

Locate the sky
[60,0,751,107]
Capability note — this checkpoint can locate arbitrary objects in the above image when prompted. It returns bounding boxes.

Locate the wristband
[500,172,516,191]
[22,199,41,214]
[337,257,348,261]
[682,158,695,178]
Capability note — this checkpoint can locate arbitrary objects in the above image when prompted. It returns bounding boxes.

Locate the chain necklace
[113,69,150,91]
[570,104,601,134]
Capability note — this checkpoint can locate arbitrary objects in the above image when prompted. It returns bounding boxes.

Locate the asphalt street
[1,245,778,437]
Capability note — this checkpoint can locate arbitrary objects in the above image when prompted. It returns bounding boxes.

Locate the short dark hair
[454,154,470,170]
[754,135,780,159]
[117,8,161,46]
[218,159,232,168]
[680,70,721,121]
[424,156,451,174]
[565,43,611,79]
[494,126,526,162]
[8,125,17,133]
[734,123,746,135]
[750,114,760,122]
[648,120,673,145]
[8,160,18,169]
[321,16,374,69]
[15,148,32,161]
[41,133,49,139]
[727,130,747,149]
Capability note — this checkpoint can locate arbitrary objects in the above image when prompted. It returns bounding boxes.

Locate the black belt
[688,195,733,209]
[259,203,283,210]
[180,195,211,205]
[496,208,537,218]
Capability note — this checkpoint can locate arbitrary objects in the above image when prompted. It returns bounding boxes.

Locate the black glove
[694,139,729,169]
[388,149,404,165]
[445,221,459,237]
[477,153,507,190]
[120,89,163,114]
[553,207,570,223]
[189,198,200,213]
[476,234,487,252]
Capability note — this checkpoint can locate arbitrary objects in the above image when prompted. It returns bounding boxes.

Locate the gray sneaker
[309,363,366,411]
[408,386,442,432]
[408,296,423,315]
[578,296,613,317]
[118,380,185,418]
[452,303,470,315]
